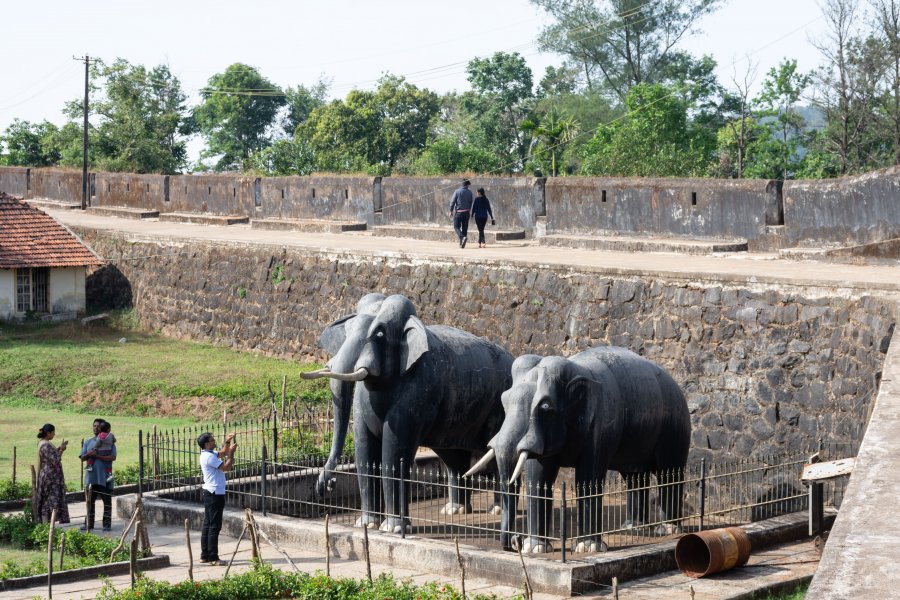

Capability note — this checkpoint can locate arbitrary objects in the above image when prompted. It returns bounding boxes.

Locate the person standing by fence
[35,424,70,524]
[79,418,116,531]
[197,432,237,565]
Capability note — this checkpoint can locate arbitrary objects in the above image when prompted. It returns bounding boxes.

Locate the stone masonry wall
[81,230,896,463]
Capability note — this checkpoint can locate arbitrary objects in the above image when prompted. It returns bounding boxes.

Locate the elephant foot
[355,515,380,529]
[654,523,682,537]
[439,502,472,515]
[488,504,502,516]
[514,538,553,554]
[379,517,411,534]
[574,538,608,553]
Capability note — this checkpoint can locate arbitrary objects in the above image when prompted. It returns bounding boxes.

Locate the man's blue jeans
[453,211,470,242]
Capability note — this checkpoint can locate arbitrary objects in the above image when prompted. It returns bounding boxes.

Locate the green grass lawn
[0,544,96,576]
[0,314,330,484]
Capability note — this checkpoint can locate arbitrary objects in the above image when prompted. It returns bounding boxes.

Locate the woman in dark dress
[36,424,70,524]
[472,187,495,248]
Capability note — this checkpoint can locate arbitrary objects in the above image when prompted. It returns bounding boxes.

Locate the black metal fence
[138,407,855,557]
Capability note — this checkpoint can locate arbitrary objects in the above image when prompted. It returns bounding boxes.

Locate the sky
[1,0,830,158]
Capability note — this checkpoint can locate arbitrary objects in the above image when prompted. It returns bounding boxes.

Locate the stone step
[158,212,249,226]
[26,198,82,210]
[87,205,160,219]
[539,234,748,255]
[251,218,367,233]
[371,225,526,243]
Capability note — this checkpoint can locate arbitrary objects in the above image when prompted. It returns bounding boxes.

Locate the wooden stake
[690,584,696,600]
[184,519,194,582]
[111,500,141,562]
[245,509,260,561]
[30,465,37,522]
[58,532,66,570]
[224,523,248,578]
[254,519,300,572]
[324,514,331,577]
[129,538,137,589]
[516,544,533,600]
[612,576,619,600]
[47,509,56,599]
[455,538,466,599]
[362,522,372,583]
[11,446,16,485]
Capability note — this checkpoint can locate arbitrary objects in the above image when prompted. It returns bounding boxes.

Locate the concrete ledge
[251,218,367,233]
[0,483,140,513]
[540,234,748,254]
[124,493,828,595]
[26,198,82,210]
[371,225,526,243]
[88,206,160,219]
[159,212,249,226]
[0,554,170,591]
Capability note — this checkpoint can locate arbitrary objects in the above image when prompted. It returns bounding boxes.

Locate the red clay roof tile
[0,192,103,269]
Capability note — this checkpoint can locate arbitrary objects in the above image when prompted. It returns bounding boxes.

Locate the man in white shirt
[197,432,237,565]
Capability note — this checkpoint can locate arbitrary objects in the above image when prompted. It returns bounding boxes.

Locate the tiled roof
[0,192,103,269]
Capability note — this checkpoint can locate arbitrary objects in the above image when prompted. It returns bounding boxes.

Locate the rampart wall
[7,165,900,249]
[82,230,896,463]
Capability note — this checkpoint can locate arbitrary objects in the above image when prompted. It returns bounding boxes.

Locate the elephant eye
[375,330,384,338]
[539,402,552,412]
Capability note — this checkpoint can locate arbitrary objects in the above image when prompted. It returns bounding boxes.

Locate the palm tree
[521,106,580,176]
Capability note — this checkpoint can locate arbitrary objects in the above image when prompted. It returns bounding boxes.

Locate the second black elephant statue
[466,346,691,553]
[301,293,514,533]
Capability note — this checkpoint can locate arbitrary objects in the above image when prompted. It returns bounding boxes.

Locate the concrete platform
[159,212,249,226]
[26,198,82,210]
[251,217,367,233]
[87,205,160,219]
[540,234,748,255]
[372,224,527,243]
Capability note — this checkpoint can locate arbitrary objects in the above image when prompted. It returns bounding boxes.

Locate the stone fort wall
[81,229,896,463]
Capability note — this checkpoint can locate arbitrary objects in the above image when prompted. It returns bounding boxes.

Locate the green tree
[581,83,704,176]
[1,119,61,166]
[750,59,811,179]
[281,77,330,136]
[409,138,501,175]
[195,63,285,171]
[462,51,534,170]
[88,59,193,173]
[531,0,724,101]
[246,138,315,176]
[521,106,580,176]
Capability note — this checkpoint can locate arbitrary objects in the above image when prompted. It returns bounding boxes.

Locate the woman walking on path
[36,423,70,524]
[472,187,495,248]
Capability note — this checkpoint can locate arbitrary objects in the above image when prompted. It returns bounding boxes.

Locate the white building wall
[50,267,86,314]
[0,270,14,319]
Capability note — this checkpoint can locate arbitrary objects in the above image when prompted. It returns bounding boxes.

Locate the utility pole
[72,55,94,210]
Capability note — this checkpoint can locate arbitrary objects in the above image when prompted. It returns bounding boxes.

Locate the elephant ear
[400,315,429,373]
[565,375,600,411]
[319,314,356,355]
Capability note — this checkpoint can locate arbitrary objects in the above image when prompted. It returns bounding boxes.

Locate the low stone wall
[0,167,29,197]
[784,166,900,246]
[94,172,168,211]
[168,174,257,216]
[544,177,778,242]
[256,175,376,222]
[30,168,83,202]
[81,230,896,462]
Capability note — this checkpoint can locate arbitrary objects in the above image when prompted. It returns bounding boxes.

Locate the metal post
[399,458,406,539]
[261,442,268,517]
[698,458,706,532]
[560,481,567,564]
[272,412,278,464]
[138,430,144,498]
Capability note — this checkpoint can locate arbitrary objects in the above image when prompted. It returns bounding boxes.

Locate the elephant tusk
[326,367,369,382]
[463,448,496,478]
[508,451,529,485]
[299,368,331,380]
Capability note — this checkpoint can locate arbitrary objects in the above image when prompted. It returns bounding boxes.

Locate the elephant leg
[378,419,416,534]
[500,480,519,550]
[521,459,559,553]
[624,471,651,530]
[434,449,474,515]
[655,468,685,536]
[354,417,383,529]
[573,478,608,553]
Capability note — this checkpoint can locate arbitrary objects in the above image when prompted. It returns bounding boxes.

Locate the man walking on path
[448,179,474,248]
[79,418,116,531]
[197,432,237,565]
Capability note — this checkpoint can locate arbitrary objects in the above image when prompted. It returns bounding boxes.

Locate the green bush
[96,563,507,599]
[0,478,31,502]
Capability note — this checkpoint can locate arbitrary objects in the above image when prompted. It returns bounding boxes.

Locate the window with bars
[15,268,49,314]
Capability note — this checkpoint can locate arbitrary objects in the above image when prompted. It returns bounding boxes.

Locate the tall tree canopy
[1,119,61,167]
[195,63,285,171]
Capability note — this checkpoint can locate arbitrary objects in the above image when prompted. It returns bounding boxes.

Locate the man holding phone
[197,432,237,565]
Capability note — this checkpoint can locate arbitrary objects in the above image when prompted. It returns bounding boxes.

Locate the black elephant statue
[466,346,691,553]
[301,293,514,533]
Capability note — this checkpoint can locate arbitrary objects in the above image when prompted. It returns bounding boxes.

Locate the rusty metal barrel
[674,527,751,578]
